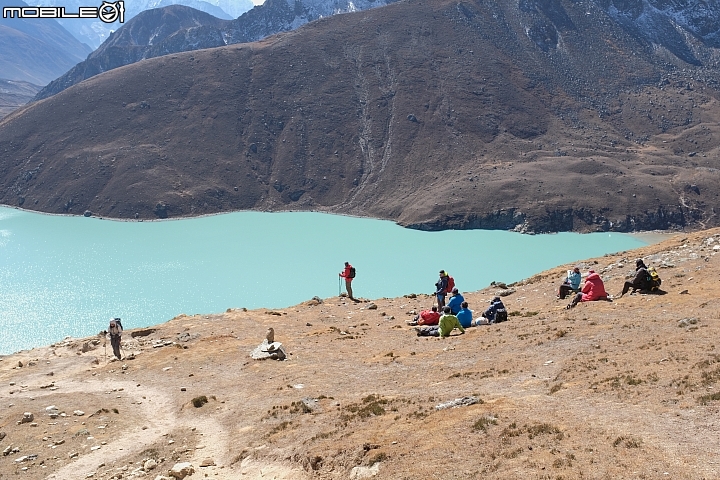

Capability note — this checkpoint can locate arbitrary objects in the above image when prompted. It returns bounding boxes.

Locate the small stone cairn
[250,327,287,360]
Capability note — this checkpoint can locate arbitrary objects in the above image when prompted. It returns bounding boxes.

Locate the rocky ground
[2,228,720,479]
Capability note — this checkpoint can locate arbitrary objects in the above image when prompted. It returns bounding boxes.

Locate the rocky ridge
[34,0,398,100]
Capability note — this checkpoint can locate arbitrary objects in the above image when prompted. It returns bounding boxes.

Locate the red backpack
[445,275,455,293]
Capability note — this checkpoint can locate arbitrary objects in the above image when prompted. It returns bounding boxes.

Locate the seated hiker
[416,306,465,337]
[617,259,652,297]
[567,269,608,309]
[456,301,474,328]
[407,306,441,326]
[481,296,508,324]
[558,266,582,299]
[447,287,465,315]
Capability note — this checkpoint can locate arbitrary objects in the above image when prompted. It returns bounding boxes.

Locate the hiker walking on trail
[558,267,582,299]
[107,318,123,360]
[435,270,453,308]
[617,259,651,297]
[567,269,608,309]
[339,262,355,299]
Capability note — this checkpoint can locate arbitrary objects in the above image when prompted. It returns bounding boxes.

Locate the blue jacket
[456,307,473,328]
[566,271,581,290]
[483,299,506,321]
[447,293,464,314]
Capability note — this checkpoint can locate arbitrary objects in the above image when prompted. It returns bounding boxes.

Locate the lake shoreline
[0,203,695,237]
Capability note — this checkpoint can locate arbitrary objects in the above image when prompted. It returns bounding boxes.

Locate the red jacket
[418,310,440,326]
[340,264,353,281]
[581,272,607,301]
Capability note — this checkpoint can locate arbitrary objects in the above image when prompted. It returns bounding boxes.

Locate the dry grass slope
[1,228,720,478]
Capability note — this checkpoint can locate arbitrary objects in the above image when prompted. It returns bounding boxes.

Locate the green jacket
[438,314,464,337]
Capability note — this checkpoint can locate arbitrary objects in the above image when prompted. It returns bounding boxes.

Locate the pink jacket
[581,271,608,301]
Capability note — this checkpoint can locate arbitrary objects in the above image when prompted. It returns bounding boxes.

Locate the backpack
[647,267,661,291]
[495,309,508,323]
[348,266,356,279]
[445,275,455,293]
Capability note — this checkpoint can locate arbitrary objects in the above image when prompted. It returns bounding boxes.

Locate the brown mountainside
[1,0,720,232]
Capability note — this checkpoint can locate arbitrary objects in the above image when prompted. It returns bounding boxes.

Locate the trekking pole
[338,276,341,296]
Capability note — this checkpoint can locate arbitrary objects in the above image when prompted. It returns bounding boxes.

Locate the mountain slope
[2,0,720,232]
[0,79,41,120]
[35,5,230,101]
[0,0,93,85]
[35,0,398,100]
[33,0,251,49]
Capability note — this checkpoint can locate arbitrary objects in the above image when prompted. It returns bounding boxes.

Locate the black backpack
[348,267,356,279]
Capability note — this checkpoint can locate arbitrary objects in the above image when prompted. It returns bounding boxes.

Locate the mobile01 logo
[3,1,125,23]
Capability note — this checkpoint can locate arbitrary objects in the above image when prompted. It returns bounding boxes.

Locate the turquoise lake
[0,206,649,355]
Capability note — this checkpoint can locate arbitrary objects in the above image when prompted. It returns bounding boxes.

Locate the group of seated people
[408,258,660,337]
[409,288,508,337]
[560,258,661,309]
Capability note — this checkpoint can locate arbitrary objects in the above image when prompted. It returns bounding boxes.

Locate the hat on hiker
[492,296,501,302]
[439,269,445,274]
[451,287,459,294]
[588,269,595,274]
[636,259,645,267]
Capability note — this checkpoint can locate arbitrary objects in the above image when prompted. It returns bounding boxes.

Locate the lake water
[0,206,649,355]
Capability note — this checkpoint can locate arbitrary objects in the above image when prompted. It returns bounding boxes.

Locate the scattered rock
[265,327,275,343]
[20,412,34,424]
[497,288,516,297]
[350,462,381,478]
[199,458,215,467]
[403,293,417,298]
[678,318,699,328]
[2,446,12,456]
[73,410,85,416]
[435,396,482,410]
[168,462,195,479]
[679,289,689,295]
[0,432,5,441]
[368,303,378,310]
[251,340,287,360]
[144,459,158,471]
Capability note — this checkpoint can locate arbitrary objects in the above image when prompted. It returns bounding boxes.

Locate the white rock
[73,410,85,416]
[144,459,158,471]
[350,463,381,479]
[168,462,194,479]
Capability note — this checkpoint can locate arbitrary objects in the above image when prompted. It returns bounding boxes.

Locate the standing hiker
[339,261,355,299]
[107,318,123,360]
[435,270,451,308]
